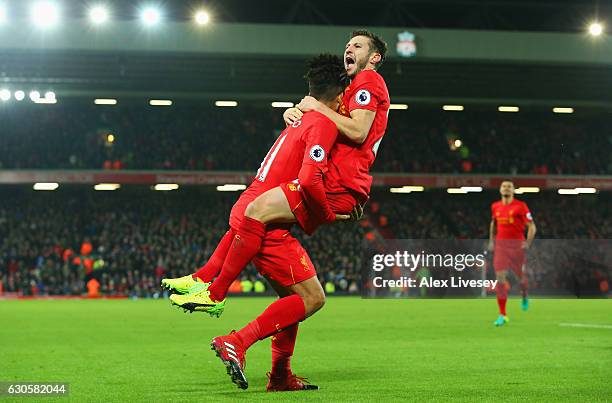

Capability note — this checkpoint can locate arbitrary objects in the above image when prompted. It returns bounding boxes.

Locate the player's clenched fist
[283,107,303,126]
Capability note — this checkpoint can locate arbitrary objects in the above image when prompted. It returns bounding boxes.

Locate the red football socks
[271,324,298,378]
[208,217,265,302]
[496,281,508,316]
[193,230,234,283]
[234,294,306,350]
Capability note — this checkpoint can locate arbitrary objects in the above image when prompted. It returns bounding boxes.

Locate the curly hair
[304,54,349,102]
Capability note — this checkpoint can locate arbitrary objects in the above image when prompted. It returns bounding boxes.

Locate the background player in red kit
[488,180,537,327]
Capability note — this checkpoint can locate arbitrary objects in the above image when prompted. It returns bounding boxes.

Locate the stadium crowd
[1,104,610,175]
[0,188,365,297]
[0,188,608,297]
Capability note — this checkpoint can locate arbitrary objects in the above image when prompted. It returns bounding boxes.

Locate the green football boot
[161,274,210,295]
[169,289,226,318]
[494,315,509,327]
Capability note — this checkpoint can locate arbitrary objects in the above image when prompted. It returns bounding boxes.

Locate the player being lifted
[488,180,537,327]
[163,30,389,314]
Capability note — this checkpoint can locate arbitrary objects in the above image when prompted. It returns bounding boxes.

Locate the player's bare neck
[501,196,513,205]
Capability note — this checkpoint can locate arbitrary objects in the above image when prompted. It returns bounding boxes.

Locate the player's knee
[304,288,325,316]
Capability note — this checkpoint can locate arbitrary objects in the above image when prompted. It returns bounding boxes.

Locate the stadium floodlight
[31,1,60,29]
[460,186,483,192]
[106,134,115,143]
[271,102,294,108]
[389,104,409,110]
[140,6,161,26]
[403,186,424,192]
[217,184,247,192]
[0,4,7,25]
[45,91,55,101]
[94,183,120,191]
[558,188,579,195]
[33,182,59,191]
[194,10,210,25]
[390,185,424,194]
[514,187,540,194]
[443,105,464,111]
[553,107,574,114]
[149,99,172,106]
[94,98,117,105]
[453,139,462,148]
[498,106,519,112]
[447,188,468,194]
[588,22,604,37]
[14,90,25,101]
[89,5,110,25]
[29,91,41,102]
[215,100,238,107]
[575,187,597,194]
[0,89,10,101]
[154,184,179,191]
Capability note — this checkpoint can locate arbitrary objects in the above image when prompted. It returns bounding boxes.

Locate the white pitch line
[559,323,612,330]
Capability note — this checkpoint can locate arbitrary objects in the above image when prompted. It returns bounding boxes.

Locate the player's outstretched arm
[297,96,375,145]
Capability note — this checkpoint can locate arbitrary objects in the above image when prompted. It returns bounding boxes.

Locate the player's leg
[211,239,322,390]
[266,280,299,379]
[517,264,529,311]
[210,276,323,389]
[494,268,510,326]
[265,278,321,392]
[161,229,234,294]
[193,229,235,282]
[207,187,295,302]
[245,186,298,224]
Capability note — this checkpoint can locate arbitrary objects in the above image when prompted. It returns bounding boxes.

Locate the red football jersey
[229,111,338,231]
[326,69,390,199]
[491,199,533,240]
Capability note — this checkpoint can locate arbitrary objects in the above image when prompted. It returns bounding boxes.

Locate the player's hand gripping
[297,96,321,113]
[334,204,365,223]
[350,203,365,221]
[283,107,303,126]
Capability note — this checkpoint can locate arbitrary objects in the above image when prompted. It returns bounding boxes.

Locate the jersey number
[256,133,288,182]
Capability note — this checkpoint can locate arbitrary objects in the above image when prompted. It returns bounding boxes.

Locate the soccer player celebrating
[163,30,389,311]
[488,180,537,327]
[164,54,353,391]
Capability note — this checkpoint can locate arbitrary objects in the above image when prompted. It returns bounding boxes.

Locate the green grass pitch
[0,297,610,402]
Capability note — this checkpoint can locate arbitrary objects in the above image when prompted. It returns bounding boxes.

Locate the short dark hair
[350,29,387,69]
[304,54,349,102]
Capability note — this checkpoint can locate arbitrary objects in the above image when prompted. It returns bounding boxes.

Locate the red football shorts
[252,233,317,287]
[494,240,525,277]
[280,181,358,235]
